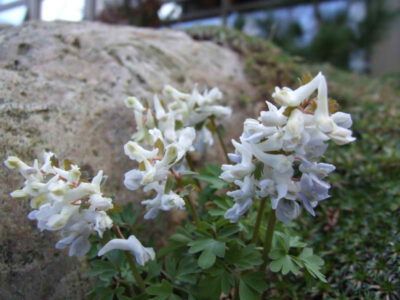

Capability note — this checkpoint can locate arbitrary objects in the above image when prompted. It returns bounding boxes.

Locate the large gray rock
[0,21,256,299]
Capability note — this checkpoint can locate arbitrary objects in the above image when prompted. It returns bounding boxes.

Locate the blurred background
[0,0,398,75]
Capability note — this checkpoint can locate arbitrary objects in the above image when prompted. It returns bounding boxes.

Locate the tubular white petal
[124,141,158,162]
[98,235,155,266]
[125,97,145,111]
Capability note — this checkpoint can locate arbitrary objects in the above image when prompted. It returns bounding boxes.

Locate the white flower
[98,235,155,266]
[224,198,253,223]
[161,192,185,211]
[55,220,92,256]
[259,101,287,126]
[141,182,185,219]
[221,72,355,222]
[123,85,230,219]
[177,127,196,151]
[242,118,277,143]
[125,96,145,112]
[53,165,81,184]
[92,211,113,237]
[220,140,255,182]
[124,141,158,162]
[89,194,113,211]
[331,112,353,129]
[314,75,356,145]
[276,200,301,223]
[284,109,305,144]
[248,141,293,172]
[163,85,190,101]
[193,126,214,154]
[194,105,232,122]
[225,176,256,222]
[4,156,33,173]
[5,153,114,257]
[272,73,322,107]
[124,169,144,191]
[299,157,335,178]
[227,175,256,203]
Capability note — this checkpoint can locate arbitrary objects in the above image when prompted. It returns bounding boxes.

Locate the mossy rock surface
[0,22,399,299]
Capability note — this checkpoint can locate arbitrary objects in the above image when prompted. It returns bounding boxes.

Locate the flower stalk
[261,211,277,271]
[125,251,146,293]
[210,117,230,163]
[185,153,202,191]
[170,168,201,228]
[251,197,268,244]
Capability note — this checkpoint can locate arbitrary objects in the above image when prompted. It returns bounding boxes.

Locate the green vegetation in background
[239,0,399,72]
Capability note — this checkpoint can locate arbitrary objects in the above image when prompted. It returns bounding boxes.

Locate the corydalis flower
[141,182,185,219]
[123,85,231,219]
[4,152,113,256]
[221,72,355,223]
[98,235,155,266]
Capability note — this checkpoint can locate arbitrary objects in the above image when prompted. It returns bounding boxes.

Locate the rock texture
[0,21,257,299]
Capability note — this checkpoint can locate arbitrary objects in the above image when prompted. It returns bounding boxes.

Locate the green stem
[183,195,201,228]
[185,153,202,191]
[125,251,146,293]
[171,169,201,228]
[233,272,240,300]
[260,211,277,271]
[210,118,230,163]
[251,197,267,244]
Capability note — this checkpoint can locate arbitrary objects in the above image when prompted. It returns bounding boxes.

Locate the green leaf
[197,275,222,299]
[175,256,199,284]
[297,248,327,282]
[226,244,263,270]
[169,294,181,300]
[208,196,233,217]
[252,161,264,180]
[188,238,225,257]
[146,260,162,280]
[85,259,117,278]
[194,164,229,190]
[105,248,126,269]
[218,224,240,238]
[194,174,228,190]
[269,254,300,275]
[165,257,177,278]
[90,259,116,271]
[198,185,215,206]
[240,272,267,294]
[220,271,234,294]
[99,269,118,281]
[198,250,216,269]
[204,163,223,177]
[131,294,148,300]
[239,279,260,300]
[120,203,139,225]
[146,280,173,296]
[88,287,115,300]
[118,296,134,300]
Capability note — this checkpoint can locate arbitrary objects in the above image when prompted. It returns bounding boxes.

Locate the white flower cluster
[124,85,231,219]
[4,153,114,256]
[221,73,355,223]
